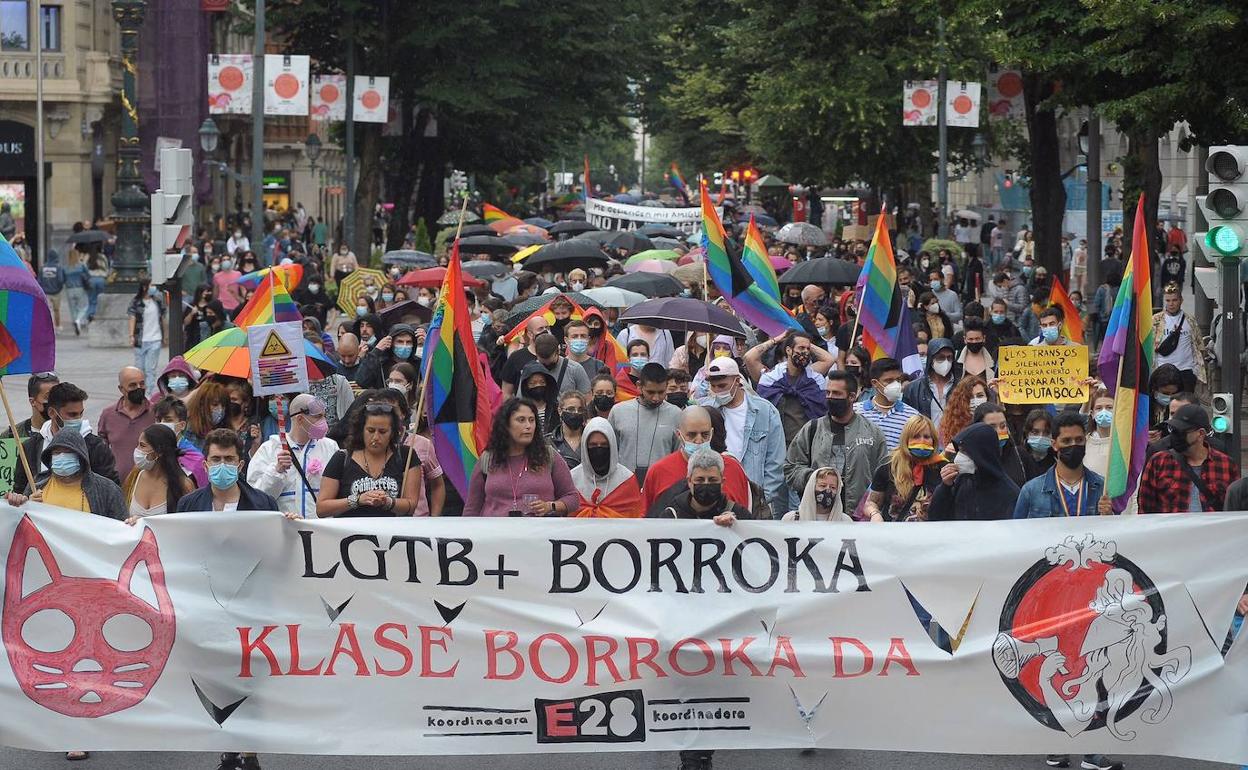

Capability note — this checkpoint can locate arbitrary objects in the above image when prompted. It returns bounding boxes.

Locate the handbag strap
[1169,450,1219,511]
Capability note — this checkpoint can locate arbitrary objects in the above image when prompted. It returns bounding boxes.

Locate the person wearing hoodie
[5,429,125,519]
[14,382,119,495]
[518,360,561,435]
[785,371,887,518]
[569,417,643,517]
[152,356,200,404]
[900,338,956,434]
[864,415,946,522]
[37,247,64,330]
[301,315,336,356]
[293,272,330,327]
[928,422,1020,521]
[782,466,848,521]
[689,334,737,399]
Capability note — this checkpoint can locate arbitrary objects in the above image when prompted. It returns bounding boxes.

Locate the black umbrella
[503,233,547,248]
[379,299,432,326]
[381,250,437,268]
[605,271,685,298]
[67,230,108,245]
[607,231,655,254]
[463,260,510,280]
[504,291,604,328]
[572,230,615,245]
[456,235,518,256]
[638,224,687,239]
[547,220,598,237]
[523,240,609,272]
[778,257,861,286]
[456,224,499,238]
[620,298,747,338]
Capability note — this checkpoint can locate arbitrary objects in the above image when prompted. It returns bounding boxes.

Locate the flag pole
[398,193,469,504]
[0,380,37,493]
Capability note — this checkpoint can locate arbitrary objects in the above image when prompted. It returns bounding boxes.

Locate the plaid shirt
[1138,446,1239,513]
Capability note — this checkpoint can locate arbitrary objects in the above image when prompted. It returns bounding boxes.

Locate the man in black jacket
[14,381,119,494]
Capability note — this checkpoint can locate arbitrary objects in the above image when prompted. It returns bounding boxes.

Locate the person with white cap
[703,356,787,518]
[247,394,340,519]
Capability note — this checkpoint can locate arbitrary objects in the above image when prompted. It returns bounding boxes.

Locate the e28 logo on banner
[534,690,646,743]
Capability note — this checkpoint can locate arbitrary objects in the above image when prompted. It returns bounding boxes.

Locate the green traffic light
[1212,415,1230,433]
[1207,225,1242,255]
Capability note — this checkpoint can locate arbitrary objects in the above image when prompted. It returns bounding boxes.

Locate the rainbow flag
[425,243,495,495]
[233,271,301,329]
[742,215,782,301]
[0,234,54,376]
[1047,275,1084,344]
[583,155,592,201]
[703,186,800,337]
[482,203,511,223]
[1098,196,1154,511]
[669,163,691,204]
[855,208,904,359]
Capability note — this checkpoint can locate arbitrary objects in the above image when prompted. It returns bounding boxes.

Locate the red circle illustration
[361,90,382,110]
[997,71,1024,99]
[953,94,974,114]
[273,73,301,100]
[218,66,244,91]
[911,89,932,109]
[319,83,340,103]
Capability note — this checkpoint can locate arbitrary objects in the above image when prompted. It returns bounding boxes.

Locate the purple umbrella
[619,297,746,338]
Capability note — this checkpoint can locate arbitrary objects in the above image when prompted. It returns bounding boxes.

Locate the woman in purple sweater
[463,397,580,517]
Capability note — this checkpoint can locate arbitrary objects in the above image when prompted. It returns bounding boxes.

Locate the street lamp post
[304,133,322,222]
[109,0,148,284]
[198,117,221,230]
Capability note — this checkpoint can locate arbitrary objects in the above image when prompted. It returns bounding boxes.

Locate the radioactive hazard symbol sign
[260,330,291,357]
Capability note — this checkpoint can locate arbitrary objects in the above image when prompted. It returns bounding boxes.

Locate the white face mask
[387,381,410,394]
[932,359,952,377]
[133,448,156,471]
[953,451,977,475]
[157,421,181,438]
[881,381,905,404]
[570,281,584,292]
[969,396,988,409]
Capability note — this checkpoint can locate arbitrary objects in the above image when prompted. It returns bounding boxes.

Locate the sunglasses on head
[364,402,395,414]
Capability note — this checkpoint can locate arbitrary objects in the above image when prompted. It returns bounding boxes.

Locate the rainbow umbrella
[184,327,335,379]
[235,263,304,290]
[0,235,54,376]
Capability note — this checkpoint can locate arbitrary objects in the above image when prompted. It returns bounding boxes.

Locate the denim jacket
[735,392,787,518]
[1013,465,1105,518]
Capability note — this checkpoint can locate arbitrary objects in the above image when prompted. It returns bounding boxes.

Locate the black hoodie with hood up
[928,422,1019,521]
[518,360,560,435]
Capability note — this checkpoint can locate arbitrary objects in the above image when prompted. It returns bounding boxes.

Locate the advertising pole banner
[585,198,720,234]
[2,507,1247,763]
[310,74,346,122]
[207,54,253,115]
[263,54,310,117]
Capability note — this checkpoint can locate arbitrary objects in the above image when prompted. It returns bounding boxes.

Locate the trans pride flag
[1098,196,1154,510]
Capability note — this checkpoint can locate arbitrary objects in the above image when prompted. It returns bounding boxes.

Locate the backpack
[38,264,63,295]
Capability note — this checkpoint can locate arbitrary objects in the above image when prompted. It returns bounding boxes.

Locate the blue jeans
[86,275,106,319]
[135,340,162,394]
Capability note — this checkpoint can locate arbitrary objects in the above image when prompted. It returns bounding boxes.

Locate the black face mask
[814,490,837,509]
[791,352,811,369]
[826,397,852,418]
[845,365,861,380]
[691,482,723,507]
[560,411,585,430]
[587,445,612,476]
[965,341,984,354]
[592,394,615,413]
[125,388,146,405]
[667,393,689,408]
[527,387,548,403]
[1057,444,1086,469]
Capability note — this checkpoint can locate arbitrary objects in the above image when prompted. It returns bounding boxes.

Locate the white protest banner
[903,80,939,126]
[263,54,310,116]
[245,321,308,397]
[947,81,982,128]
[207,54,252,115]
[997,344,1091,404]
[310,74,346,122]
[3,506,1248,763]
[585,198,719,234]
[353,76,390,123]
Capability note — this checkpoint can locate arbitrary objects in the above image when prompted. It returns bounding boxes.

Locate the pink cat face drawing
[3,516,176,718]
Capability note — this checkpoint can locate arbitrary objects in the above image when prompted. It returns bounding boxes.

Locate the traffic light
[1196,146,1248,259]
[149,147,192,285]
[742,169,755,181]
[1211,393,1233,434]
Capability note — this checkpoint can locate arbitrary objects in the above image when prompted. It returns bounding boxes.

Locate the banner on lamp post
[352,76,390,123]
[264,54,310,117]
[310,74,346,122]
[207,54,252,115]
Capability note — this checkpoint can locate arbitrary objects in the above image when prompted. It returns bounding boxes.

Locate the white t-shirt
[141,298,162,343]
[1156,311,1196,373]
[722,401,748,459]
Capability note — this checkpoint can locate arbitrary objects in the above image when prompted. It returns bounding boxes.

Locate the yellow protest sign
[996,344,1090,404]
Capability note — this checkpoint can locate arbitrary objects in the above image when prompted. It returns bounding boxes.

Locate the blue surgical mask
[50,453,81,477]
[356,306,368,317]
[147,286,160,298]
[394,345,413,360]
[569,339,589,355]
[1027,435,1053,452]
[268,401,280,418]
[208,462,239,490]
[1022,266,1033,277]
[683,440,703,457]
[59,418,82,434]
[1155,393,1172,406]
[930,279,942,291]
[167,375,189,394]
[1094,409,1113,427]
[1041,326,1060,343]
[630,356,648,370]
[381,293,394,303]
[991,312,1006,324]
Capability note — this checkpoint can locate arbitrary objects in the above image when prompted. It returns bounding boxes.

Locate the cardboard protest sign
[997,344,1090,404]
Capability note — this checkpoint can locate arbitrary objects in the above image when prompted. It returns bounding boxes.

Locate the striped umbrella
[184,327,335,379]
